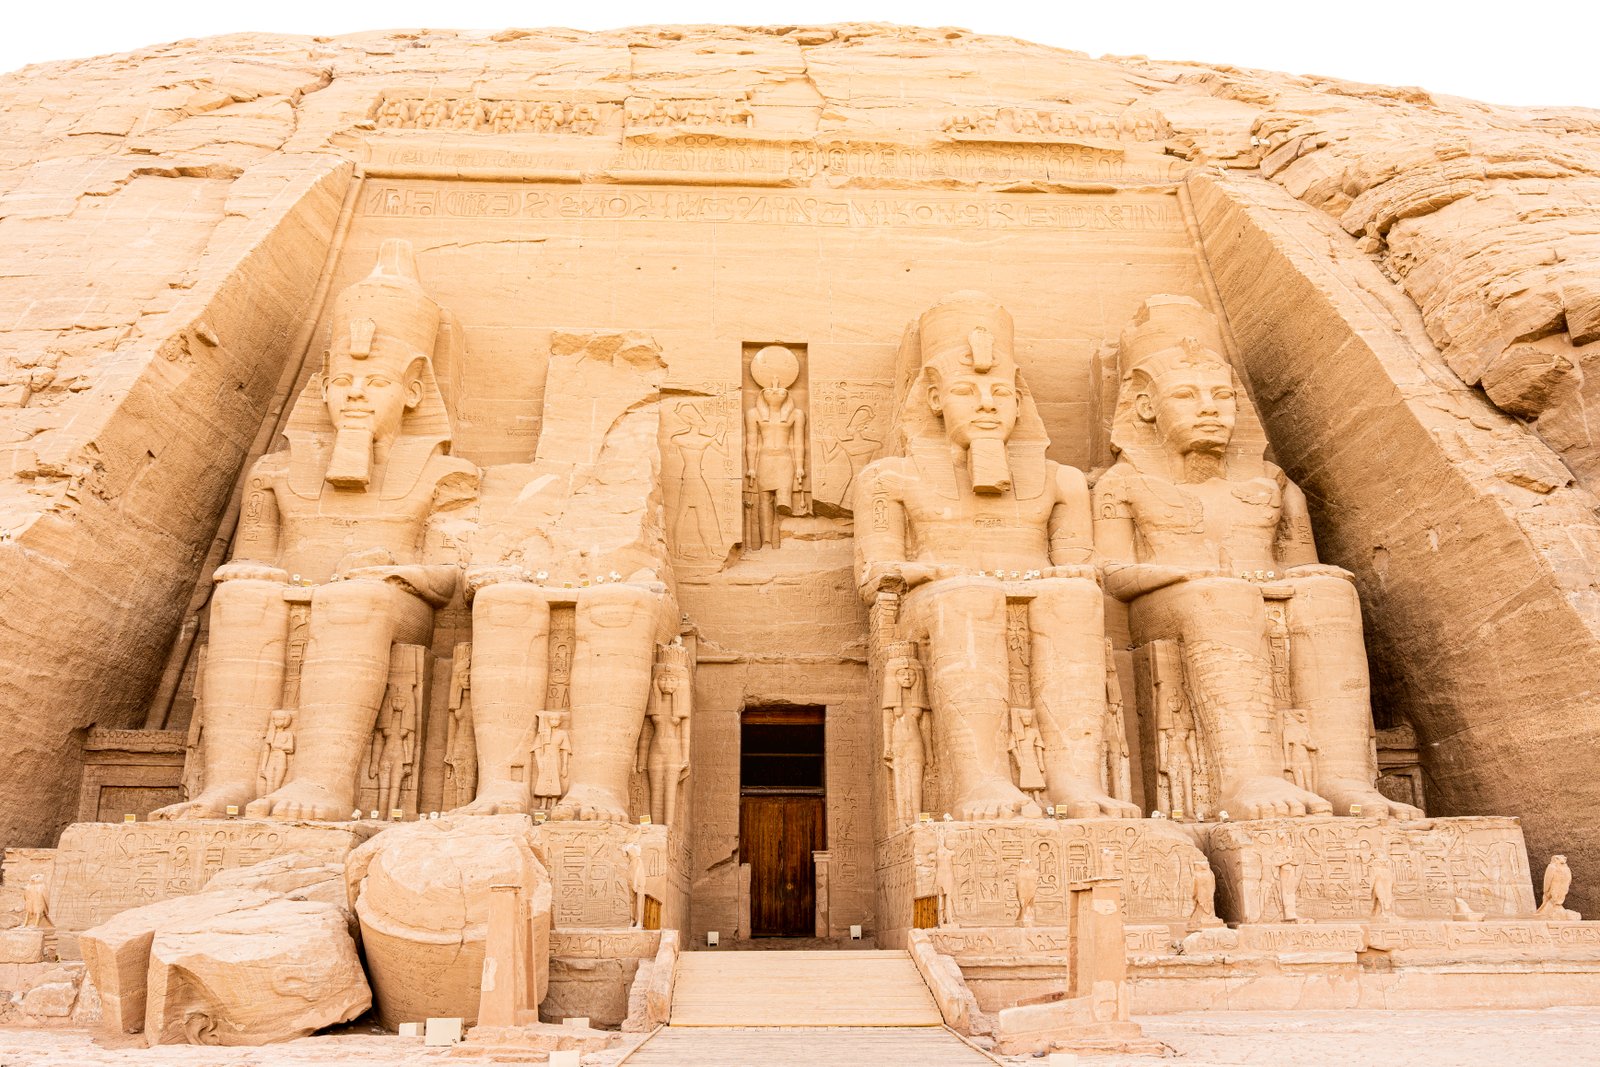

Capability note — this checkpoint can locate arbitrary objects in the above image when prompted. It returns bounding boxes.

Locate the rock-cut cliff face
[1,23,1598,909]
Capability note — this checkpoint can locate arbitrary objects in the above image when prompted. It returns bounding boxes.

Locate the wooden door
[741,794,825,937]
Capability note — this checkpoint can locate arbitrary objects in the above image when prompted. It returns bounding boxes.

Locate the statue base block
[47,819,375,934]
[1192,816,1536,924]
[532,821,689,933]
[877,818,1210,938]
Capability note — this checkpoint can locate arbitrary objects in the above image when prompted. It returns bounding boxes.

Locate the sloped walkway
[669,949,943,1027]
[620,1025,998,1065]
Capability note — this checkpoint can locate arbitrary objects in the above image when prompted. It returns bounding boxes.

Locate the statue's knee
[1031,578,1103,627]
[580,582,662,629]
[473,581,547,626]
[312,578,396,623]
[210,579,287,630]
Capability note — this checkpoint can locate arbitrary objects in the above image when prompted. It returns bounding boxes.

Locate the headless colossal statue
[156,240,476,821]
[1094,295,1421,821]
[855,291,1137,821]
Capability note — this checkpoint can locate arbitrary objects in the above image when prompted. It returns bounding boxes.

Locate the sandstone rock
[345,814,550,1029]
[78,888,276,1038]
[0,928,47,964]
[144,897,368,1045]
[202,853,348,914]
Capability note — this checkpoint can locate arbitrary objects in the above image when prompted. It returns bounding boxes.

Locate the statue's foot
[1050,783,1142,820]
[551,784,631,823]
[453,781,530,816]
[951,779,1031,821]
[1319,780,1423,820]
[1219,777,1333,820]
[244,782,350,822]
[150,785,252,821]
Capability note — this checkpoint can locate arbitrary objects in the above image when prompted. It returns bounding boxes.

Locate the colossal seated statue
[1093,295,1421,821]
[855,291,1137,821]
[155,240,476,821]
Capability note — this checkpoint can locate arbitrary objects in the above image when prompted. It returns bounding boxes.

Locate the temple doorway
[739,705,826,937]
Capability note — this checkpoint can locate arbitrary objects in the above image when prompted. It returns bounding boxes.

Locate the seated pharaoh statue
[1093,295,1422,821]
[155,239,477,822]
[855,291,1139,822]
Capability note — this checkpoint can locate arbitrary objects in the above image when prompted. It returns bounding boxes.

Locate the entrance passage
[739,706,825,938]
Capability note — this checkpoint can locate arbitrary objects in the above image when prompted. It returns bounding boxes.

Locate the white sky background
[4,0,1599,109]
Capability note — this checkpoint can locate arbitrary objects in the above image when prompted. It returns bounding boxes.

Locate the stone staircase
[668,948,945,1027]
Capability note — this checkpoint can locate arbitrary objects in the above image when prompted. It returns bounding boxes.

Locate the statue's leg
[903,577,1030,820]
[1132,577,1331,819]
[154,579,288,820]
[554,583,666,822]
[1286,575,1422,818]
[248,580,430,820]
[647,756,667,825]
[1029,578,1139,818]
[457,582,549,815]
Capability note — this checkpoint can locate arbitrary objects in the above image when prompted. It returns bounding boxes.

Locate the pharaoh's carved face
[323,353,424,444]
[928,367,1018,448]
[1137,363,1236,458]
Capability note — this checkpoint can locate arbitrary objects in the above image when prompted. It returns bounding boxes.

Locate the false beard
[968,437,1013,495]
[325,426,374,488]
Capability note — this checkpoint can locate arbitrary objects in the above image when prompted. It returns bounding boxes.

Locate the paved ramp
[668,949,942,1027]
[622,1026,998,1065]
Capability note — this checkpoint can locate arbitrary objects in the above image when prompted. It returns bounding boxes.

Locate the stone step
[669,949,944,1027]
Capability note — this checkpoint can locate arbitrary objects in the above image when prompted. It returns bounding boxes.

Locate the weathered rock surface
[143,897,368,1046]
[345,814,550,1029]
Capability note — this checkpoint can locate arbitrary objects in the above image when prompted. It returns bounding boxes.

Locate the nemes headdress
[1108,295,1267,479]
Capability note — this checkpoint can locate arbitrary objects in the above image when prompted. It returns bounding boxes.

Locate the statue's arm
[791,409,807,485]
[217,459,288,582]
[1274,467,1353,579]
[1046,464,1095,577]
[636,705,655,773]
[349,460,478,606]
[881,707,894,765]
[743,407,759,486]
[918,710,933,764]
[853,460,932,598]
[1093,466,1193,600]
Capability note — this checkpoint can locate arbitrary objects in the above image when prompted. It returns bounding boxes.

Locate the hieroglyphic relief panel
[811,380,891,514]
[356,645,433,818]
[925,927,1074,957]
[624,94,754,129]
[535,822,688,930]
[660,383,741,568]
[882,820,1204,931]
[941,106,1171,142]
[47,821,366,931]
[824,688,874,937]
[371,93,617,133]
[1202,816,1537,925]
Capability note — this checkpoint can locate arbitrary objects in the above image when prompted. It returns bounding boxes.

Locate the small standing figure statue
[22,873,50,929]
[637,640,692,826]
[935,830,958,928]
[257,709,295,796]
[532,710,573,811]
[1283,708,1318,793]
[1015,855,1039,927]
[1157,681,1200,819]
[742,345,809,550]
[1370,854,1396,921]
[371,686,417,817]
[1102,640,1133,805]
[444,643,477,808]
[624,841,650,929]
[1537,855,1579,920]
[881,642,931,826]
[1007,706,1047,808]
[1190,860,1218,926]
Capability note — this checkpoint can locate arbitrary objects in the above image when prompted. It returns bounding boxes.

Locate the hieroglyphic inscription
[371,93,613,133]
[361,183,1187,232]
[925,927,1074,957]
[546,606,576,711]
[941,106,1171,142]
[536,822,678,930]
[47,820,363,931]
[1005,602,1033,709]
[811,380,891,514]
[885,821,1203,930]
[550,930,662,959]
[625,95,753,128]
[1203,817,1537,924]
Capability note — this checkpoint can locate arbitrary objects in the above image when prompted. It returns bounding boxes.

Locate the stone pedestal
[877,819,1209,939]
[1195,816,1536,924]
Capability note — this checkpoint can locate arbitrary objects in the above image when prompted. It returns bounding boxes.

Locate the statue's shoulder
[858,453,914,486]
[1045,459,1089,497]
[249,449,291,484]
[423,452,481,510]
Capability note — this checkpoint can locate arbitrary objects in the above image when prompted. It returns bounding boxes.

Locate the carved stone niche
[76,729,187,823]
[740,341,812,551]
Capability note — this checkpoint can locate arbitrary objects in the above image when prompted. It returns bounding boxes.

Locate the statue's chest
[904,485,1052,531]
[274,481,432,542]
[1129,478,1280,537]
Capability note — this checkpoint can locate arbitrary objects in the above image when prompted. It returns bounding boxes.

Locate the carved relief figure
[256,710,295,796]
[1370,854,1396,920]
[1283,708,1318,793]
[637,640,692,826]
[1102,640,1133,804]
[670,402,728,560]
[531,711,573,810]
[443,643,477,808]
[22,874,50,929]
[743,346,808,550]
[1153,644,1201,816]
[1007,706,1048,803]
[155,240,477,822]
[1094,296,1422,821]
[1190,860,1217,926]
[881,642,931,826]
[1015,855,1039,927]
[1537,855,1578,919]
[935,831,957,927]
[625,842,648,929]
[817,405,882,508]
[371,678,418,817]
[855,292,1137,821]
